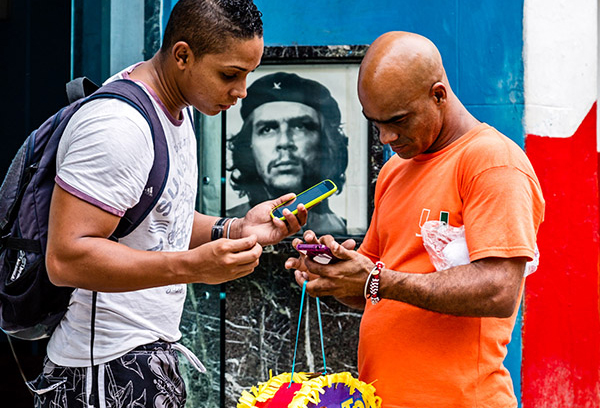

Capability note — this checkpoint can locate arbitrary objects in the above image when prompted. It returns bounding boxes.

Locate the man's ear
[173,41,193,70]
[431,81,447,104]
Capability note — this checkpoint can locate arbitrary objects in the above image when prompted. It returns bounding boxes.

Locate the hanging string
[289,281,307,387]
[289,281,328,387]
[316,297,328,375]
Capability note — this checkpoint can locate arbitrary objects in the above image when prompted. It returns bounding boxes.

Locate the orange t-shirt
[358,124,545,408]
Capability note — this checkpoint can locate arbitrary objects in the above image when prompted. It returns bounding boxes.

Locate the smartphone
[270,179,337,220]
[296,243,340,265]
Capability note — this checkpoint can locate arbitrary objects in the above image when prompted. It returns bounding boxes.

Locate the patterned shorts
[28,341,187,408]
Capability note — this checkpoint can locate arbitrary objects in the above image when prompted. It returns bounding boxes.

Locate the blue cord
[289,281,329,388]
[316,297,328,375]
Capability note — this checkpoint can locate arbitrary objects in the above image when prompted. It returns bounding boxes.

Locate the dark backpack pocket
[0,235,72,340]
[2,246,44,295]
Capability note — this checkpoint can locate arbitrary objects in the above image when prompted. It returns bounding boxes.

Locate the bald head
[358,32,447,120]
[358,31,479,157]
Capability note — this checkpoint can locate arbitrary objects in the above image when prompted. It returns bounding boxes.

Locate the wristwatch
[211,217,229,241]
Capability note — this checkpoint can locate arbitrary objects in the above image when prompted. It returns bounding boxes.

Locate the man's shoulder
[465,124,520,150]
[459,124,528,163]
[455,124,540,184]
[66,98,153,143]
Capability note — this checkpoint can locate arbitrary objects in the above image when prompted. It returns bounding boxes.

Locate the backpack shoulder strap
[82,79,170,239]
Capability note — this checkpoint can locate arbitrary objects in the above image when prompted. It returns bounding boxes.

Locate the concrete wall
[523,0,600,406]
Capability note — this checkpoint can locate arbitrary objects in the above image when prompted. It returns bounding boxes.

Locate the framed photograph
[224,45,372,237]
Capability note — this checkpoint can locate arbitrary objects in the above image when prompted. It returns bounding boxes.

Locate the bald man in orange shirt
[287,31,544,408]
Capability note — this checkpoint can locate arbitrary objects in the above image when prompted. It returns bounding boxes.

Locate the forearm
[335,296,366,310]
[189,211,218,248]
[189,212,243,248]
[46,237,192,292]
[379,258,526,318]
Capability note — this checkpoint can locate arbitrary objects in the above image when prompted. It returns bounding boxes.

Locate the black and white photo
[226,64,369,236]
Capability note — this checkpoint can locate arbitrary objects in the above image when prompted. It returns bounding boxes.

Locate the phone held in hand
[270,179,337,220]
[296,243,340,265]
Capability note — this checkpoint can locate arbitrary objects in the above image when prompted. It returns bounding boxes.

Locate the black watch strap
[211,217,229,241]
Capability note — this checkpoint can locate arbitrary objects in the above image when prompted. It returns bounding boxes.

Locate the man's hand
[286,231,369,308]
[184,235,263,284]
[234,193,308,246]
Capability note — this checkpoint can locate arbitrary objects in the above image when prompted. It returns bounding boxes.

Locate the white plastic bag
[421,220,538,276]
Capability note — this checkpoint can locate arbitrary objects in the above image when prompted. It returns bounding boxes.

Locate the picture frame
[223,45,381,239]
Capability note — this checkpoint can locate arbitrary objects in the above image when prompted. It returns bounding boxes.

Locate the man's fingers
[281,207,302,230]
[304,277,336,298]
[330,242,351,260]
[302,229,317,243]
[273,193,296,207]
[293,204,308,226]
[318,235,352,260]
[303,257,329,276]
[285,256,303,270]
[341,238,357,250]
[214,239,262,269]
[233,255,261,278]
[294,269,309,286]
[221,234,258,252]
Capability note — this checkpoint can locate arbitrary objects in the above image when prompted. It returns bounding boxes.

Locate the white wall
[524,0,597,139]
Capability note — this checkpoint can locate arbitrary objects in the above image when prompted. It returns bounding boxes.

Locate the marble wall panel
[180,283,222,407]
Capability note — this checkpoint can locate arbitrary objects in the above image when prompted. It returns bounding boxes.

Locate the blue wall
[163,1,525,144]
[256,0,524,146]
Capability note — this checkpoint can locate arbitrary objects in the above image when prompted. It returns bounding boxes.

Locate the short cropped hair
[228,72,349,203]
[160,0,263,58]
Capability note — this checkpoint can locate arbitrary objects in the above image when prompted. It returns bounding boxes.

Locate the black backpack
[0,78,169,341]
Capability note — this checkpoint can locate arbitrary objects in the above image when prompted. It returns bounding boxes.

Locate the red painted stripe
[522,103,600,407]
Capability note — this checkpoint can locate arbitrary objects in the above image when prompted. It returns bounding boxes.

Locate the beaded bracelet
[364,261,384,305]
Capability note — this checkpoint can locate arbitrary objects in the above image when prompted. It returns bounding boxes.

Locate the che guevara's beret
[240,72,341,124]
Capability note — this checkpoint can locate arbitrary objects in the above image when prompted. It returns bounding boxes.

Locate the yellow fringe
[236,371,382,408]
